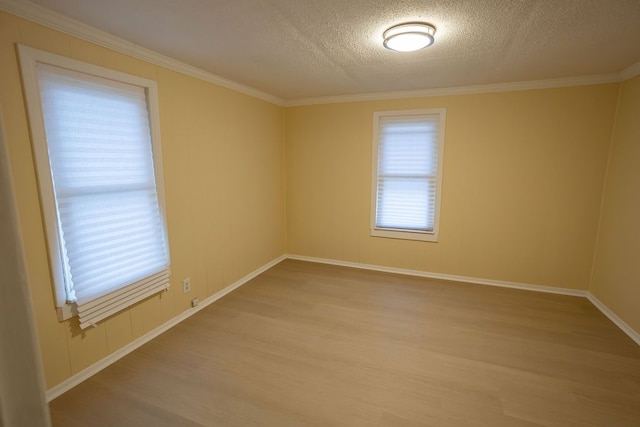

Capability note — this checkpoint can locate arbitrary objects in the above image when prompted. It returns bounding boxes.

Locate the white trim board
[620,60,640,81]
[46,253,639,400]
[46,254,286,401]
[0,0,283,106]
[587,294,640,346]
[286,254,640,346]
[0,0,636,108]
[283,74,622,106]
[286,254,587,297]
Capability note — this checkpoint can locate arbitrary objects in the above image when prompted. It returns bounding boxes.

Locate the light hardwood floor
[50,260,640,426]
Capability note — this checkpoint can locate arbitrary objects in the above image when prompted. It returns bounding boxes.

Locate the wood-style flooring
[50,259,640,426]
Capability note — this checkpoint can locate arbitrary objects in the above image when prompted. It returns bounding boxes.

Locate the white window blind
[372,110,445,242]
[34,63,169,329]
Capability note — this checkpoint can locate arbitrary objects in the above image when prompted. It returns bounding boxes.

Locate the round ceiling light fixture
[383,22,436,52]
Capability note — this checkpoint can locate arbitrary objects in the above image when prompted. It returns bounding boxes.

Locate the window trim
[370,108,446,242]
[18,44,170,322]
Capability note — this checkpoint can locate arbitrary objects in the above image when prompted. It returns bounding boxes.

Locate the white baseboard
[286,254,640,346]
[286,254,588,297]
[46,254,287,401]
[47,253,640,400]
[587,294,640,346]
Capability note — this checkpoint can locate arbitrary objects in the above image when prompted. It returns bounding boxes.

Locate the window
[371,109,446,242]
[19,45,170,329]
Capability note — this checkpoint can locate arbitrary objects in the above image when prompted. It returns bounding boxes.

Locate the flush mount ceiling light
[383,22,436,52]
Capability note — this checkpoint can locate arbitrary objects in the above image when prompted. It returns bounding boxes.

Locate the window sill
[371,228,439,242]
[56,304,77,322]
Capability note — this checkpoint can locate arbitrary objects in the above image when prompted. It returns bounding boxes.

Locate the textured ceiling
[18,0,640,100]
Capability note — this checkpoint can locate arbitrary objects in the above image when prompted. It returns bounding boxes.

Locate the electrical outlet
[191,298,199,307]
[182,278,191,293]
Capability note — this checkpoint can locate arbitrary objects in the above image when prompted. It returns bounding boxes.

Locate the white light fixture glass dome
[383,23,436,52]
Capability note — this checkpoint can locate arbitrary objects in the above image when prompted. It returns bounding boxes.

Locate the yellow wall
[2,8,638,392]
[0,11,286,389]
[286,86,619,290]
[591,75,640,333]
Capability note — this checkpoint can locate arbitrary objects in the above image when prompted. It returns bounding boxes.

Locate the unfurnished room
[1,0,640,426]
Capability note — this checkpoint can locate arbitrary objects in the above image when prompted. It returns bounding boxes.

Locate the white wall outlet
[182,278,191,293]
[191,298,199,307]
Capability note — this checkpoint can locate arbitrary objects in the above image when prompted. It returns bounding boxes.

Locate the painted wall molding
[620,60,640,81]
[46,253,639,401]
[587,294,640,346]
[46,254,287,401]
[286,254,640,346]
[286,254,588,297]
[283,74,622,106]
[0,0,636,109]
[0,0,284,106]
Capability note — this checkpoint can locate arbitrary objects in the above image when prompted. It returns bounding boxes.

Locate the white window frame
[18,44,170,324]
[370,108,446,242]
